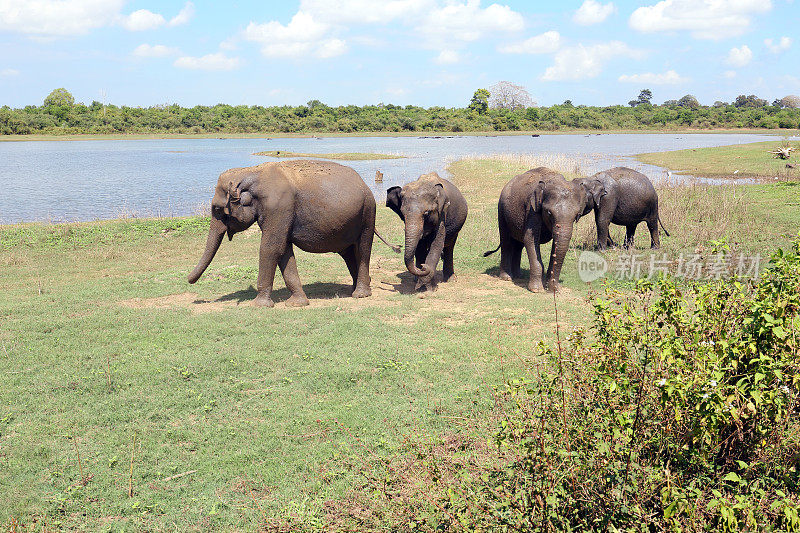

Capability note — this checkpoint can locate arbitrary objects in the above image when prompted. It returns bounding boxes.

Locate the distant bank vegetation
[1,87,799,136]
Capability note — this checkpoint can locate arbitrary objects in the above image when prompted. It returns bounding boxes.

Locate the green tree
[629,88,653,107]
[469,89,490,114]
[43,88,75,108]
[677,94,700,109]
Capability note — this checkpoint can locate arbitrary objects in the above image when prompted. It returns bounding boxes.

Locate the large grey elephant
[485,167,589,292]
[574,167,669,250]
[188,160,399,307]
[386,172,468,290]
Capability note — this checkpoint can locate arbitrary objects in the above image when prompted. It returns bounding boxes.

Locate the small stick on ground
[162,469,196,482]
[70,436,88,485]
[128,432,137,497]
[104,354,113,392]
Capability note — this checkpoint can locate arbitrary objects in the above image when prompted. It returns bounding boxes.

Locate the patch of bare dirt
[118,292,235,314]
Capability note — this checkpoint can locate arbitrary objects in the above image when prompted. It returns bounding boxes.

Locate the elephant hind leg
[339,246,359,292]
[624,224,637,249]
[442,239,456,282]
[647,216,660,249]
[511,240,523,278]
[351,225,373,299]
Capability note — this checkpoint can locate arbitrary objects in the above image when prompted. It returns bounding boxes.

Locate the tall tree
[469,89,490,114]
[488,81,535,110]
[43,88,75,108]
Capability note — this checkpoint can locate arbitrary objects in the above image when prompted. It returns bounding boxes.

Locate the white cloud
[299,0,432,24]
[174,52,242,71]
[1,68,20,76]
[119,9,166,31]
[498,30,561,54]
[542,41,644,81]
[418,0,524,42]
[618,70,688,84]
[242,11,347,58]
[723,70,737,78]
[0,0,124,37]
[725,45,752,67]
[132,44,179,58]
[629,0,772,40]
[433,49,460,64]
[168,1,194,27]
[765,36,792,53]
[573,0,616,25]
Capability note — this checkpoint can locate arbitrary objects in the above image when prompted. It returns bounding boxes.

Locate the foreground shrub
[331,238,800,531]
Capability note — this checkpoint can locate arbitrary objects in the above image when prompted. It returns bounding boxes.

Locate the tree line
[1,87,798,136]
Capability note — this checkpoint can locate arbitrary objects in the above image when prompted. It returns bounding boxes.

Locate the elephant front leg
[278,244,310,307]
[595,214,612,250]
[442,242,455,282]
[253,235,281,308]
[624,224,637,249]
[524,235,545,292]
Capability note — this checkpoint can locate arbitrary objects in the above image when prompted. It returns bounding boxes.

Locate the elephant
[386,172,468,290]
[484,167,590,292]
[188,160,399,308]
[574,167,669,250]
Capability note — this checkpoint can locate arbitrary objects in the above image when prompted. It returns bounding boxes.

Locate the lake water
[0,133,784,224]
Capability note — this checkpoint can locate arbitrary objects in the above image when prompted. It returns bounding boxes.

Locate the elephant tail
[374,229,401,253]
[658,215,670,237]
[483,244,501,257]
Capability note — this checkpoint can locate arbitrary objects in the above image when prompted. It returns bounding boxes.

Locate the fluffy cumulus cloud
[433,49,460,64]
[618,69,688,84]
[418,0,524,42]
[242,11,348,58]
[0,0,125,36]
[629,0,772,40]
[299,0,432,24]
[765,36,792,53]
[542,41,644,81]
[725,45,752,67]
[573,0,616,25]
[498,30,561,54]
[174,52,242,71]
[119,2,194,31]
[132,44,180,58]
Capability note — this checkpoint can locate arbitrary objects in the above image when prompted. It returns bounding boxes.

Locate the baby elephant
[386,173,468,290]
[575,167,669,250]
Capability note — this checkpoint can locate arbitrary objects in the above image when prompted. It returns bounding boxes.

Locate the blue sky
[0,0,797,108]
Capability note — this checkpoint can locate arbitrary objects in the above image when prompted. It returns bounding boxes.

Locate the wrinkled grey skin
[574,167,669,250]
[386,172,468,290]
[485,167,590,292]
[188,160,396,308]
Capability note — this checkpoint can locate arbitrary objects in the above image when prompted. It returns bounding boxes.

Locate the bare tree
[489,81,536,110]
[780,95,800,109]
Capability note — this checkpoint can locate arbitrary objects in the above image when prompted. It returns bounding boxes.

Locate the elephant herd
[187,160,667,307]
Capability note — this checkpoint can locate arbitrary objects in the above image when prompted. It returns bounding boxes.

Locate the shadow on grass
[212,282,358,305]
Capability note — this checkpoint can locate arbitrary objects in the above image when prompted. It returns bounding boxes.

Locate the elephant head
[188,171,260,284]
[529,175,590,289]
[573,177,605,216]
[386,176,450,281]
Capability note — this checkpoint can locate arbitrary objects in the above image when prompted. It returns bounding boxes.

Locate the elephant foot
[498,271,513,281]
[285,293,310,307]
[527,283,545,293]
[251,294,275,308]
[351,286,372,298]
[545,279,561,293]
[443,272,456,283]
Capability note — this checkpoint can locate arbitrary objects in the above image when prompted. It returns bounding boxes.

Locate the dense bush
[337,238,800,531]
[1,99,799,135]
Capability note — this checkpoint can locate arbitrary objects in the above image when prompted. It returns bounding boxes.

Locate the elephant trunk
[188,216,227,284]
[546,222,573,290]
[404,219,431,278]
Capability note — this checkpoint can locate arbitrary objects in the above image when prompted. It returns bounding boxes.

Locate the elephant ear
[235,175,258,207]
[589,179,606,207]
[434,183,450,222]
[386,186,404,221]
[529,180,546,213]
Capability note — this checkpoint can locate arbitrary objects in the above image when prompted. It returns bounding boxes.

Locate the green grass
[637,139,800,180]
[1,156,799,530]
[252,150,405,160]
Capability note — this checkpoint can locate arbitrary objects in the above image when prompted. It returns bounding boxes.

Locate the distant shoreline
[0,128,795,142]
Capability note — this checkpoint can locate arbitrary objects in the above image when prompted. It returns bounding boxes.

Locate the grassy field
[1,128,795,142]
[252,151,405,160]
[638,139,800,180]
[1,155,799,530]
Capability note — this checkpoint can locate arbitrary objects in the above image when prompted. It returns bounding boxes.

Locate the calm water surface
[0,133,783,223]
